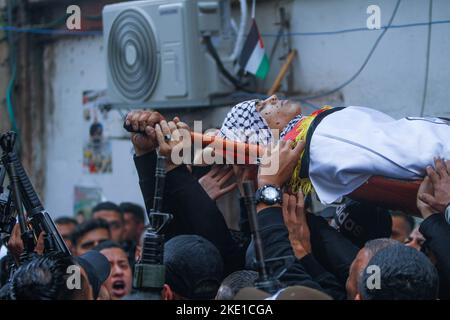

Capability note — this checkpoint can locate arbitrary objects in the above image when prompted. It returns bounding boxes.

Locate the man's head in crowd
[215,270,258,300]
[358,244,439,300]
[76,210,86,224]
[390,211,415,242]
[72,219,111,256]
[134,224,149,262]
[55,216,78,254]
[405,226,426,251]
[9,251,110,300]
[93,240,132,300]
[120,202,146,243]
[92,202,124,242]
[163,235,224,300]
[346,238,398,300]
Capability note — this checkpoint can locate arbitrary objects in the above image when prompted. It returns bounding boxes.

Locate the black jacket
[419,213,450,299]
[253,207,347,300]
[134,151,245,274]
[306,213,360,285]
[241,197,358,287]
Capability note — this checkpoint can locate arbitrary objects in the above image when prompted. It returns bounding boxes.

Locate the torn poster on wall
[82,90,113,174]
[74,185,103,220]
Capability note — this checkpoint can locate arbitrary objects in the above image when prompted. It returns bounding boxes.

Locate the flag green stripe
[255,54,270,79]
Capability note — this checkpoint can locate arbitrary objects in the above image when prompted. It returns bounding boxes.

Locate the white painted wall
[43,37,144,217]
[43,0,450,217]
[257,0,450,117]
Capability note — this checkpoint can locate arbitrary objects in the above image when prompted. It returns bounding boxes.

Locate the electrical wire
[261,19,450,37]
[203,35,254,93]
[301,0,402,101]
[420,0,433,117]
[0,25,102,36]
[229,0,247,62]
[0,12,103,35]
[0,16,448,37]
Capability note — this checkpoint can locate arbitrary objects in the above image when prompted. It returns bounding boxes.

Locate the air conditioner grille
[108,9,159,102]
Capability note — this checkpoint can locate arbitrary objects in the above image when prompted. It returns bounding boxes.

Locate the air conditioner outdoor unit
[103,0,236,108]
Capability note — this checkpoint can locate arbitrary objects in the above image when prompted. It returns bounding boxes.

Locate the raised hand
[418,158,450,215]
[125,110,165,156]
[199,165,237,200]
[155,119,191,171]
[282,191,311,259]
[258,140,305,188]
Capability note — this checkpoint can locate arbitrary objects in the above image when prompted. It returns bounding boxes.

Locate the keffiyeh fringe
[288,106,333,196]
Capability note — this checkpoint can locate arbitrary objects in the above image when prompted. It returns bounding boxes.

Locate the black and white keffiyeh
[219,100,304,145]
[218,100,273,145]
[280,114,304,139]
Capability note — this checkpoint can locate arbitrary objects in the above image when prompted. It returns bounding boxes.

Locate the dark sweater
[419,213,450,299]
[134,151,245,274]
[305,213,360,286]
[252,207,347,300]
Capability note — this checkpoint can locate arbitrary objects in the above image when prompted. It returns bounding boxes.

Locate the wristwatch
[255,185,282,205]
[445,203,450,225]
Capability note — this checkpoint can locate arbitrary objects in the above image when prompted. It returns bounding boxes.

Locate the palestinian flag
[239,19,270,79]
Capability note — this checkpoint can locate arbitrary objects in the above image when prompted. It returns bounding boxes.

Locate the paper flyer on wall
[82,90,113,174]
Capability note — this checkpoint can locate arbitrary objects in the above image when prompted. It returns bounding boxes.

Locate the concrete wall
[42,0,450,217]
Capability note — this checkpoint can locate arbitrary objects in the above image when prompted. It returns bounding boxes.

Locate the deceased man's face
[256,95,302,133]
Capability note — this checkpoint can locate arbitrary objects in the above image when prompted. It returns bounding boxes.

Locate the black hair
[354,238,399,293]
[216,270,258,300]
[10,252,79,300]
[359,244,439,300]
[391,211,415,233]
[92,201,123,218]
[89,122,103,137]
[364,238,399,257]
[55,216,78,226]
[92,240,123,252]
[71,219,110,246]
[119,202,145,224]
[164,235,224,299]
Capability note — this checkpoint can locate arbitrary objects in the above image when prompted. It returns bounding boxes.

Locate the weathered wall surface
[0,0,10,134]
[43,37,145,216]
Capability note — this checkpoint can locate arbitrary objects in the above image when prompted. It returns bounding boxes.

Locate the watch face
[262,187,279,200]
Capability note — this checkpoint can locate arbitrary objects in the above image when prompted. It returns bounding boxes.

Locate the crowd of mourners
[0,109,449,301]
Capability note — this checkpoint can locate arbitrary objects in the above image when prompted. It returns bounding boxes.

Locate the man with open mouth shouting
[94,240,132,300]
